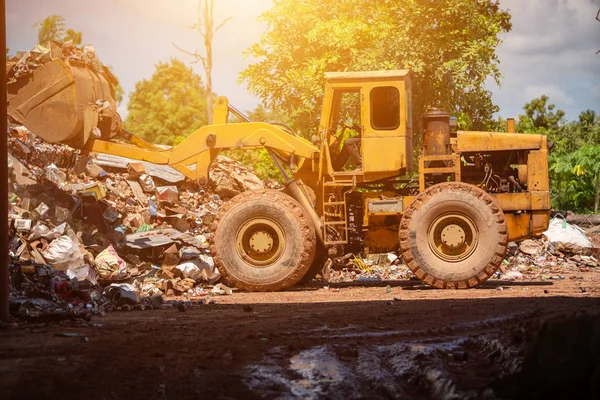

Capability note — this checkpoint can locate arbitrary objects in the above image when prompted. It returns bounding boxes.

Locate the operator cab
[321,70,413,181]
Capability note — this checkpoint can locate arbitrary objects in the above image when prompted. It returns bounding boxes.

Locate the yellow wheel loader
[8,58,550,291]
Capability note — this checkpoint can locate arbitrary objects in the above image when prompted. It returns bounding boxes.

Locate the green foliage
[521,96,600,211]
[518,95,565,133]
[549,145,600,212]
[113,82,125,106]
[240,0,512,137]
[487,116,508,132]
[34,15,82,45]
[124,58,208,145]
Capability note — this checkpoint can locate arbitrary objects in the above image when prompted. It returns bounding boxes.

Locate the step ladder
[322,177,354,246]
[419,153,461,191]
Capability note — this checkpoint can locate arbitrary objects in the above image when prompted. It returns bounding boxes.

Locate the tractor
[7,57,550,291]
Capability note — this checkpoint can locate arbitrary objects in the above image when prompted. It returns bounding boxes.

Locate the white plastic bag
[29,222,67,241]
[42,235,84,272]
[543,217,593,248]
[176,255,220,283]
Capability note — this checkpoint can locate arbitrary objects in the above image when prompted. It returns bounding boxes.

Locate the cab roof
[324,70,411,82]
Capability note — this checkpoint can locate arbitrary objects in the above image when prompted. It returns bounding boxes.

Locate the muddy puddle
[245,323,525,399]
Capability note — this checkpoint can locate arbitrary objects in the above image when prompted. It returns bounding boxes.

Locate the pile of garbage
[6,40,107,86]
[324,216,599,285]
[325,252,413,283]
[496,216,599,282]
[7,124,267,319]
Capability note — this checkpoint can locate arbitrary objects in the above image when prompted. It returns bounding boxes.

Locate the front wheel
[210,190,316,291]
[399,182,508,289]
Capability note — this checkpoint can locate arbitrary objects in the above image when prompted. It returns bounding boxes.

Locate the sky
[6,0,600,122]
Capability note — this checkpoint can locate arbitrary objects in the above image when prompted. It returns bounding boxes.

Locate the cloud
[490,0,600,120]
[524,84,576,106]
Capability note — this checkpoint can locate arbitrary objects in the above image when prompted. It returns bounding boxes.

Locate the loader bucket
[7,58,119,149]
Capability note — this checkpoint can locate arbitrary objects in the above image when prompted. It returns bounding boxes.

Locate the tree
[33,15,82,45]
[551,145,600,212]
[520,95,600,211]
[124,59,208,145]
[174,0,231,124]
[240,0,512,137]
[519,95,565,132]
[572,145,600,212]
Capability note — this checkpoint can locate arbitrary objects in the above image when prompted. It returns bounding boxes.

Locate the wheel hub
[236,218,285,268]
[428,213,478,262]
[441,224,465,248]
[249,230,274,254]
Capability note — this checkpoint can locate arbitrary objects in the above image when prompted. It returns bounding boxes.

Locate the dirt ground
[2,271,600,400]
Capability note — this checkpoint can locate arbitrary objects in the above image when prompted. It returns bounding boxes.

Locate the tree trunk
[206,60,212,124]
[563,211,600,226]
[595,172,599,213]
[204,0,213,125]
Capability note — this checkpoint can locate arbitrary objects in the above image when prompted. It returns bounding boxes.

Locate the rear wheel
[399,182,508,289]
[210,190,316,291]
[299,241,327,283]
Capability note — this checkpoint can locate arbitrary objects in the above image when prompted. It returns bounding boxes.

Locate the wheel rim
[236,217,285,267]
[427,212,478,262]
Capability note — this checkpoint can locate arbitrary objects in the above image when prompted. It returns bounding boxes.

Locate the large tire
[399,182,508,289]
[210,189,316,291]
[299,241,327,283]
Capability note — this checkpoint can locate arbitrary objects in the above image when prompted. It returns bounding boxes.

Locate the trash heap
[7,125,268,319]
[496,216,599,282]
[6,40,106,86]
[326,216,599,285]
[326,252,413,283]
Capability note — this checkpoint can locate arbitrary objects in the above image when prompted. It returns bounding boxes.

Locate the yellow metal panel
[505,213,531,242]
[364,227,399,254]
[532,211,550,236]
[362,136,406,173]
[362,81,406,139]
[493,193,531,210]
[325,70,411,82]
[457,132,544,152]
[527,150,550,192]
[492,193,550,211]
[212,96,229,125]
[531,191,550,210]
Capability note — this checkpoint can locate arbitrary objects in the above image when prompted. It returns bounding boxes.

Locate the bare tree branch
[174,0,232,124]
[171,42,206,65]
[215,17,232,33]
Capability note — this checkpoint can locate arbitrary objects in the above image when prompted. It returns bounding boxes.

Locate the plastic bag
[45,163,67,186]
[139,174,156,193]
[29,222,67,241]
[67,264,98,285]
[543,217,593,248]
[176,255,220,283]
[94,245,128,280]
[42,235,84,272]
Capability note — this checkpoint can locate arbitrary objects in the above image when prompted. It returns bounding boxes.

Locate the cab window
[370,86,400,130]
